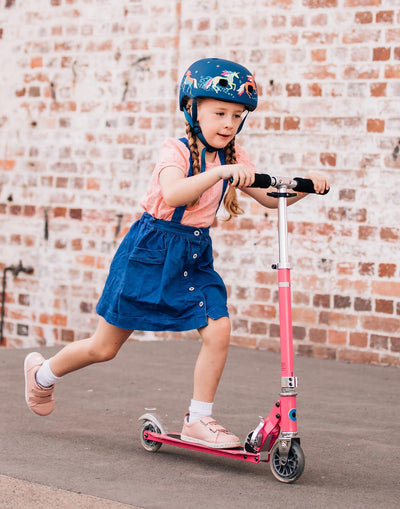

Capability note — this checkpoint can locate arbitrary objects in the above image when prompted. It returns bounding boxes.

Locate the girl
[24,58,329,449]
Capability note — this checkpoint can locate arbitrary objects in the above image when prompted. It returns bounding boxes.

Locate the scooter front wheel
[140,419,162,453]
[269,440,305,483]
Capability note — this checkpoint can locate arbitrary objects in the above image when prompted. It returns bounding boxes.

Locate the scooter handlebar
[231,173,330,195]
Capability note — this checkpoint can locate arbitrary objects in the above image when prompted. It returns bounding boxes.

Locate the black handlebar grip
[229,173,272,188]
[293,177,330,195]
[249,173,272,188]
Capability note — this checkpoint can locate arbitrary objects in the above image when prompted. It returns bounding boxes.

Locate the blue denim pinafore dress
[96,139,229,331]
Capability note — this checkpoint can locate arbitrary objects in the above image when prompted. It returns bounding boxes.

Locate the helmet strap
[183,99,219,153]
[236,110,249,134]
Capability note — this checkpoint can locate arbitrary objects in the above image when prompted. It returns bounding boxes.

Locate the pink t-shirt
[141,138,255,228]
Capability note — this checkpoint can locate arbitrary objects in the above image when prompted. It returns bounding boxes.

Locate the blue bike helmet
[179,58,258,151]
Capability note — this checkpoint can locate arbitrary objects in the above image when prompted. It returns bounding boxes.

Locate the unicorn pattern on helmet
[203,70,240,93]
[182,70,198,93]
[238,75,257,98]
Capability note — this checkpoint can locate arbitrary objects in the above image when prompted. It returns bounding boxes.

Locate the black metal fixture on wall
[0,261,34,345]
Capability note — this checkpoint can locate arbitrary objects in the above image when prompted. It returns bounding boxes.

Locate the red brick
[61,329,75,342]
[241,304,276,320]
[283,117,300,130]
[349,332,368,348]
[367,118,385,132]
[391,337,400,353]
[370,82,386,97]
[320,152,336,166]
[372,281,400,298]
[293,326,306,340]
[311,49,327,62]
[334,295,351,309]
[376,11,394,24]
[299,344,337,360]
[0,160,16,171]
[329,330,347,345]
[230,334,257,349]
[303,0,337,7]
[358,225,378,240]
[361,315,400,333]
[69,208,82,220]
[380,227,400,242]
[375,299,394,314]
[355,11,373,24]
[30,57,43,69]
[378,263,396,278]
[258,337,280,353]
[319,311,358,329]
[370,334,389,350]
[250,322,267,335]
[286,83,301,97]
[309,328,327,343]
[373,47,391,61]
[354,297,372,312]
[313,294,331,308]
[385,65,400,79]
[269,323,280,338]
[308,83,322,96]
[337,349,379,365]
[347,0,380,9]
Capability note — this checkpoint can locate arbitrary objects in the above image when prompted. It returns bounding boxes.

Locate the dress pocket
[119,247,167,308]
[129,247,166,264]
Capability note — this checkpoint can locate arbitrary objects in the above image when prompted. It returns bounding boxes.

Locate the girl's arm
[241,172,330,209]
[159,163,255,207]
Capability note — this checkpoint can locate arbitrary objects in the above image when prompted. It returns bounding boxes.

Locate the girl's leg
[193,316,231,403]
[49,317,133,377]
[24,317,132,416]
[181,316,241,448]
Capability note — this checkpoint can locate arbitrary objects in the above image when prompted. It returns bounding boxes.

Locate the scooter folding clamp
[281,376,298,389]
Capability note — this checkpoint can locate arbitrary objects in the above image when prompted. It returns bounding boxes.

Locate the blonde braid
[185,121,201,208]
[223,138,244,220]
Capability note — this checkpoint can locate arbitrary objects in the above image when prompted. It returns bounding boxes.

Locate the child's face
[196,98,246,149]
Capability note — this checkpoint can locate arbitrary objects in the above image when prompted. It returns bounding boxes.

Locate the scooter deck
[144,430,264,463]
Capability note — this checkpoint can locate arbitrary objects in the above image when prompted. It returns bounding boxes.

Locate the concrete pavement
[0,340,399,508]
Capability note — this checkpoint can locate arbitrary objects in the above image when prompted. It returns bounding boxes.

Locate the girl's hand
[305,172,330,194]
[217,163,255,188]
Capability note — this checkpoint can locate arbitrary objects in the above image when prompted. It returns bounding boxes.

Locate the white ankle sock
[188,399,213,423]
[36,359,61,388]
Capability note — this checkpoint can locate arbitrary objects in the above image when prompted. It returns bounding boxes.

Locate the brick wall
[0,0,399,366]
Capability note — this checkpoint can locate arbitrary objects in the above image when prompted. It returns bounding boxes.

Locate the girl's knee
[87,340,120,363]
[201,317,231,349]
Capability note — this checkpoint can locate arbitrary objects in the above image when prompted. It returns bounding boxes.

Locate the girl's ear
[185,98,192,113]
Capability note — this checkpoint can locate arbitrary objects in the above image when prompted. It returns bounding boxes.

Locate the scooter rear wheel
[140,420,162,453]
[269,440,305,483]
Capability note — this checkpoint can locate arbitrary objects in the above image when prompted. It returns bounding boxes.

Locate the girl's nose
[224,116,234,128]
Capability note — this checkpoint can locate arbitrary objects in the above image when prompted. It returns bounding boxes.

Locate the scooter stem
[276,187,297,436]
[277,189,294,378]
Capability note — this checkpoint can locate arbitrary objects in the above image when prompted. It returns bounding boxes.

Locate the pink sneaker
[181,413,241,449]
[24,352,54,416]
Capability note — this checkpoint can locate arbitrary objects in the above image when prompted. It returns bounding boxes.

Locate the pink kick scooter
[139,174,329,483]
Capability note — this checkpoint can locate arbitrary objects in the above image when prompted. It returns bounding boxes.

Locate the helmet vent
[218,78,228,87]
[247,85,254,94]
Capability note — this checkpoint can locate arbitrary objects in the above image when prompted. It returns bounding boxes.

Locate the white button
[199,301,204,307]
[193,253,198,259]
[189,287,194,291]
[183,271,188,277]
[194,230,200,236]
